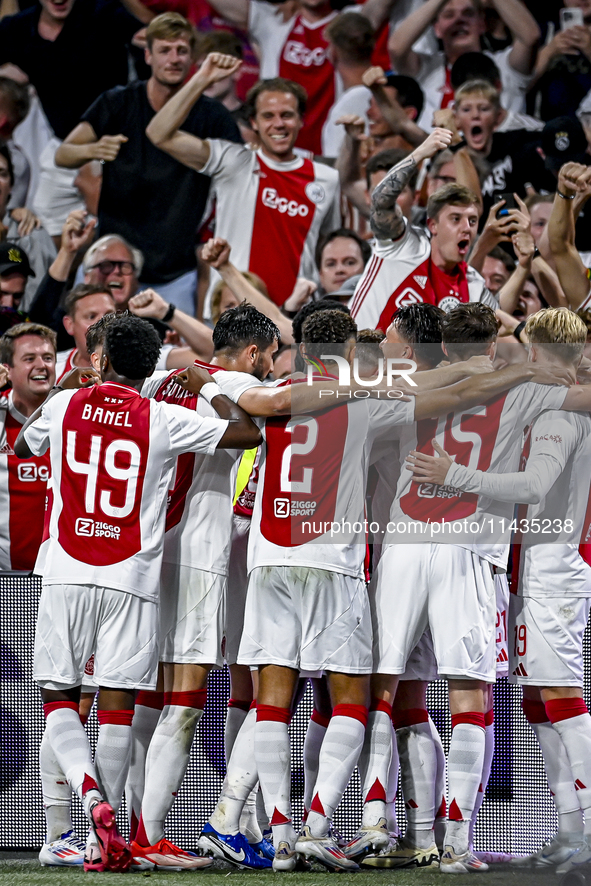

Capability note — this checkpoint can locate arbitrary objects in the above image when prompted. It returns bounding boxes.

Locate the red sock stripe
[546,697,589,724]
[228,698,251,712]
[136,690,164,710]
[249,700,257,711]
[311,709,331,728]
[257,704,291,724]
[166,690,207,710]
[522,698,548,724]
[332,703,368,727]
[43,701,78,719]
[392,707,429,729]
[451,711,485,730]
[97,709,134,726]
[370,697,392,716]
[484,709,494,728]
[79,713,89,726]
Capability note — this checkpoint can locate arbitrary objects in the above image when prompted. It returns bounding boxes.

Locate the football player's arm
[407,430,574,504]
[175,367,261,448]
[146,53,241,170]
[412,362,571,421]
[369,128,453,239]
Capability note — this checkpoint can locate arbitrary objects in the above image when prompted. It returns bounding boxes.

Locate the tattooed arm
[369,127,454,240]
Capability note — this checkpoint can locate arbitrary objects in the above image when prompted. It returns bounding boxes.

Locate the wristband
[162,302,176,323]
[532,246,541,260]
[557,190,575,200]
[513,321,526,342]
[448,138,467,154]
[199,382,220,403]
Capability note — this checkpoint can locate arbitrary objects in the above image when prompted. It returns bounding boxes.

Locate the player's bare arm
[146,53,242,171]
[55,122,129,170]
[176,365,261,449]
[14,368,101,459]
[412,360,572,421]
[369,128,453,240]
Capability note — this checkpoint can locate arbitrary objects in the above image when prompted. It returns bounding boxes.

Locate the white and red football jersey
[248,2,340,155]
[55,348,78,383]
[202,143,340,306]
[350,222,498,332]
[385,383,569,568]
[248,386,415,577]
[446,408,591,597]
[140,361,261,574]
[23,381,229,599]
[0,392,51,571]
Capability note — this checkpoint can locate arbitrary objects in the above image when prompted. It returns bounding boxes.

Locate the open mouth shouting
[457,238,470,257]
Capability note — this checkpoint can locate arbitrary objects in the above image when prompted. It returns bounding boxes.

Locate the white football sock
[40,729,73,842]
[396,716,437,849]
[445,715,485,855]
[95,711,134,813]
[548,702,591,837]
[255,706,296,848]
[125,699,162,837]
[43,705,102,820]
[469,713,494,848]
[306,705,367,839]
[240,788,264,844]
[358,706,392,828]
[386,721,399,834]
[140,696,204,845]
[429,716,447,849]
[525,699,584,837]
[210,708,258,835]
[225,701,249,764]
[303,711,329,814]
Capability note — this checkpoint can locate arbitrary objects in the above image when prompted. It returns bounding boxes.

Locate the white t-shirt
[25,381,228,599]
[247,388,415,577]
[415,46,531,130]
[321,85,372,158]
[445,408,591,596]
[202,143,340,306]
[385,383,569,568]
[140,362,261,575]
[350,220,497,332]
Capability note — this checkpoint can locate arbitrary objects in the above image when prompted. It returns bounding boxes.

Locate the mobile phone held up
[560,7,584,29]
[495,193,517,218]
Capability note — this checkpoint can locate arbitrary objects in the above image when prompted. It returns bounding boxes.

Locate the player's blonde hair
[525,308,587,364]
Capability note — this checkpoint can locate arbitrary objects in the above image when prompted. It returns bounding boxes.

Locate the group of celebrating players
[4,137,591,880]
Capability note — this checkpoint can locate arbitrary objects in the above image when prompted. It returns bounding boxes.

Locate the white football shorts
[371,543,496,681]
[34,584,158,690]
[159,561,226,666]
[509,594,591,687]
[495,573,510,679]
[238,565,373,674]
[224,516,251,666]
[399,629,439,682]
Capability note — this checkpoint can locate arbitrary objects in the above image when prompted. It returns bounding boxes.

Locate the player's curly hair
[86,311,122,357]
[213,303,279,354]
[103,315,162,380]
[302,309,357,345]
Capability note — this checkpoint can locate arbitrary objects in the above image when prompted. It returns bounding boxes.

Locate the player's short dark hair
[292,299,350,344]
[245,78,307,120]
[366,148,419,191]
[325,12,375,65]
[301,309,357,363]
[86,311,121,356]
[384,74,424,119]
[393,303,444,368]
[426,183,479,221]
[0,144,14,186]
[212,302,279,354]
[315,228,372,270]
[450,51,500,90]
[64,283,114,319]
[0,322,57,365]
[196,29,243,59]
[357,328,384,344]
[487,245,515,275]
[442,303,498,359]
[103,315,162,380]
[0,77,30,126]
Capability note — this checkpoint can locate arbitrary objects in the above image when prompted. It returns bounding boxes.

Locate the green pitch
[0,854,565,886]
